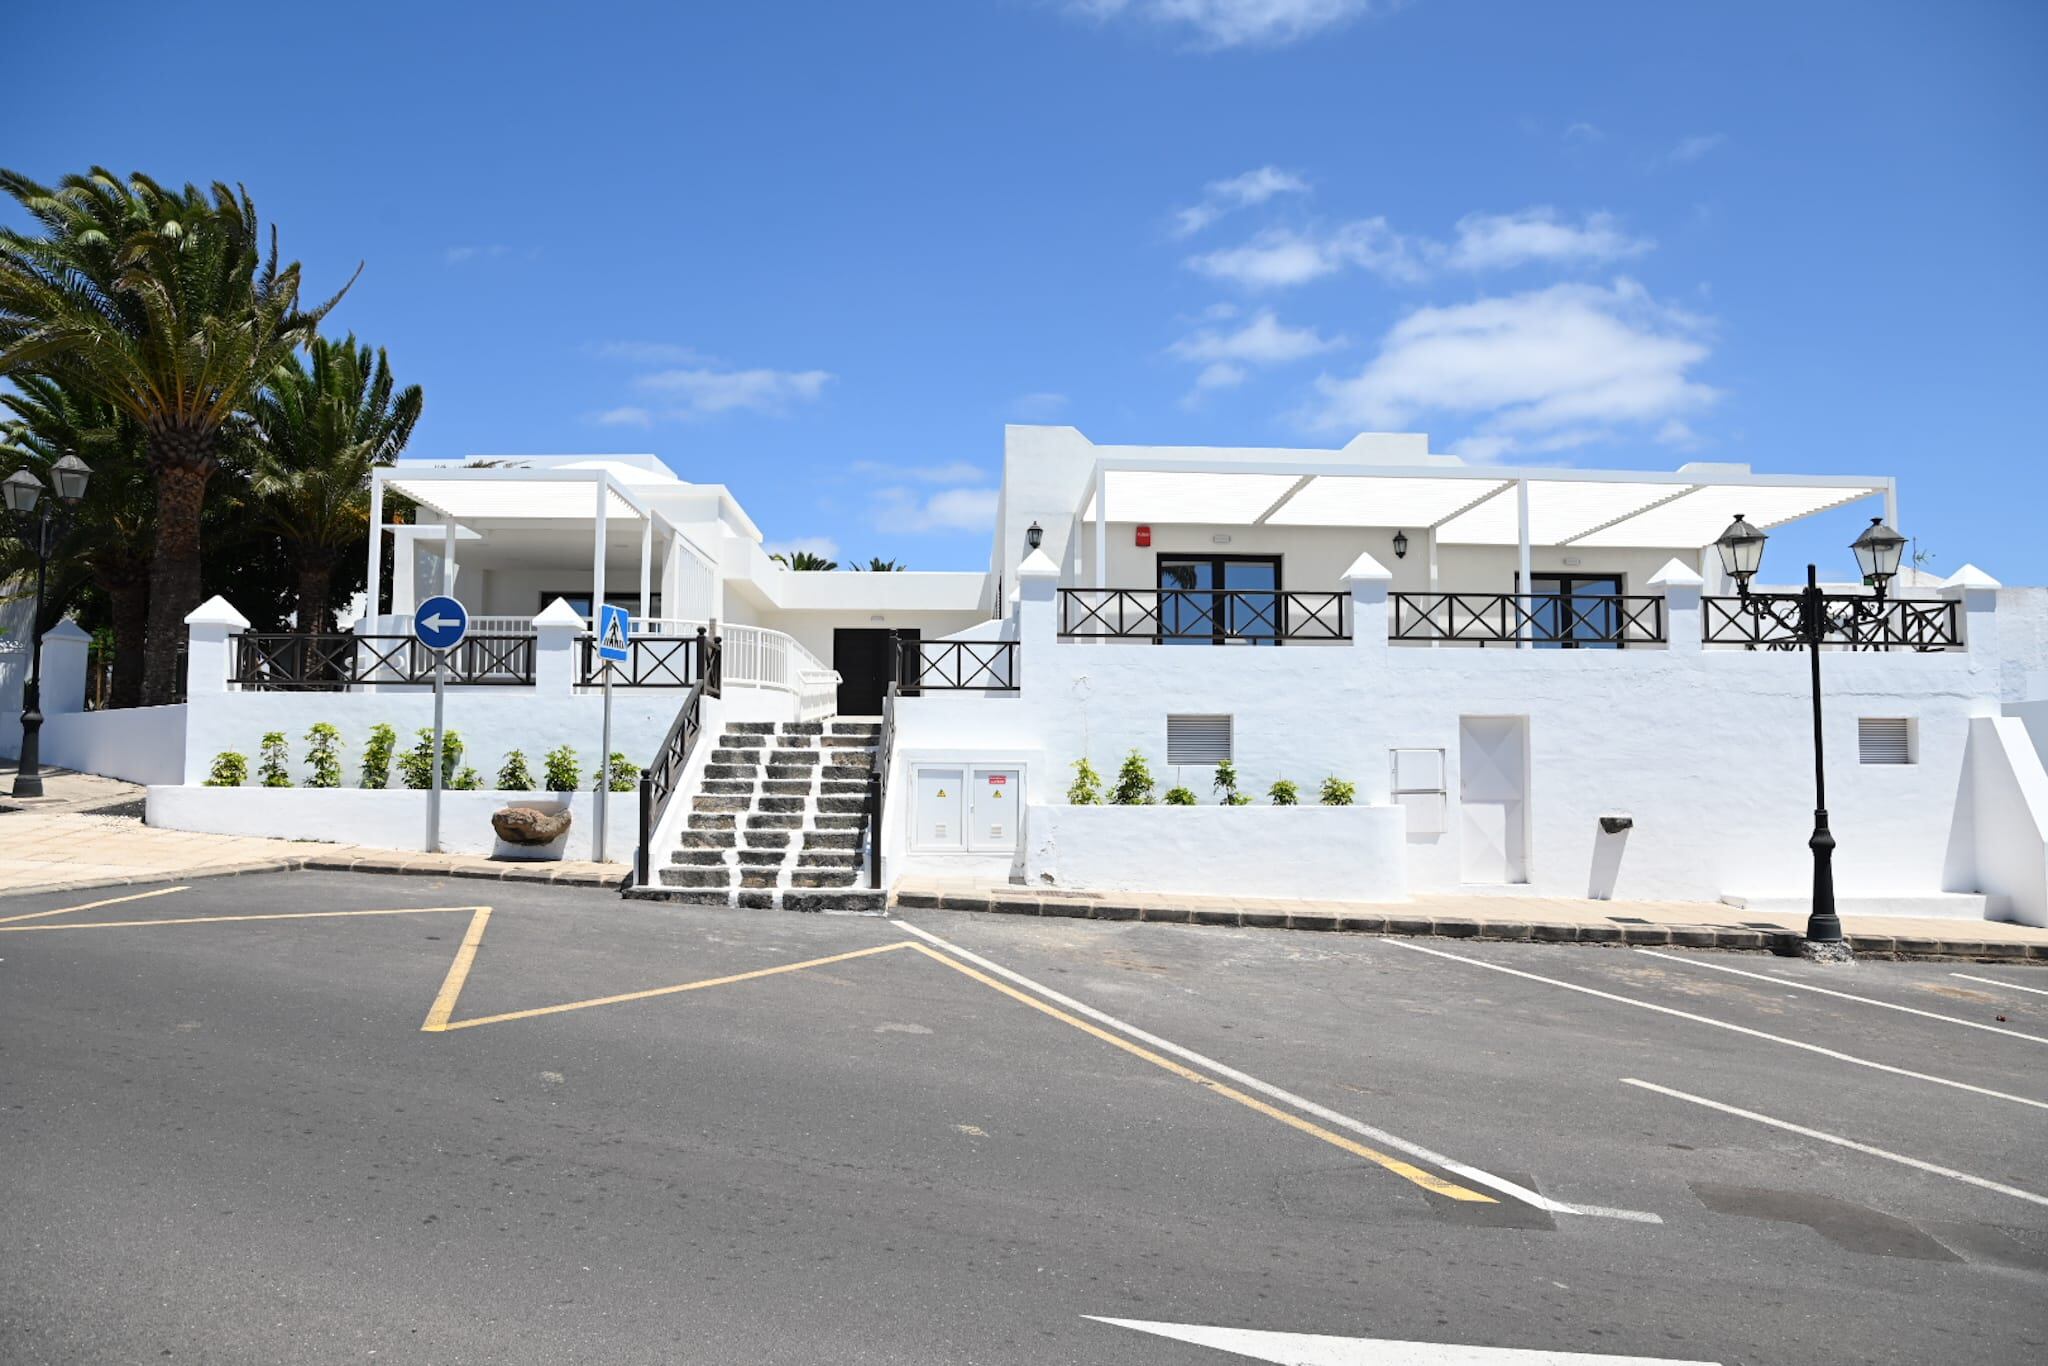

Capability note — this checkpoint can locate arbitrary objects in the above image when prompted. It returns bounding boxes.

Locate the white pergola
[367,464,705,626]
[1075,457,1895,593]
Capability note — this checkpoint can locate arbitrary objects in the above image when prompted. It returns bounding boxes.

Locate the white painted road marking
[1087,1317,1722,1364]
[1635,949,2048,1044]
[1952,971,2048,999]
[1385,939,2048,1111]
[1621,1078,2048,1209]
[895,919,1661,1223]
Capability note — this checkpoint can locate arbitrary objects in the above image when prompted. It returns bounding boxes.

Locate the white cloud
[634,366,833,417]
[1068,0,1394,49]
[1663,133,1727,165]
[1174,165,1311,237]
[1186,219,1424,288]
[1169,308,1344,366]
[1007,391,1070,420]
[873,485,1000,534]
[1304,278,1717,457]
[765,536,840,562]
[1444,208,1653,271]
[592,406,654,428]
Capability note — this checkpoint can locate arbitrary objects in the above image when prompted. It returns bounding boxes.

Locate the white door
[914,766,965,850]
[1459,718,1528,883]
[968,768,1022,852]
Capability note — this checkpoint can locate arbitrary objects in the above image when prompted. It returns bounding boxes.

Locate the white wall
[1024,804,1407,901]
[38,705,187,785]
[1945,716,2048,927]
[147,785,638,862]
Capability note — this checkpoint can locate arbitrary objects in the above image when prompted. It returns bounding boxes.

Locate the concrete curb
[0,854,628,901]
[888,890,2048,964]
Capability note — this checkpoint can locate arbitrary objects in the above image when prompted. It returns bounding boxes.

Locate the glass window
[1157,555,1282,644]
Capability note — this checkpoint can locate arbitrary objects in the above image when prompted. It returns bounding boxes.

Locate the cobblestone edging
[889,889,2048,964]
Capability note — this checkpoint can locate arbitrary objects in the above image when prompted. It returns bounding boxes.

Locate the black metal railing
[634,637,722,887]
[899,639,1019,692]
[1390,592,1666,647]
[1057,588,1348,642]
[1702,594,1961,651]
[233,632,537,689]
[580,627,709,687]
[869,682,896,890]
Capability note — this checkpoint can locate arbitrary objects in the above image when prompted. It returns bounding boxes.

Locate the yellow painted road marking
[421,907,495,1031]
[0,905,485,934]
[0,885,190,925]
[424,939,918,1032]
[904,942,1494,1203]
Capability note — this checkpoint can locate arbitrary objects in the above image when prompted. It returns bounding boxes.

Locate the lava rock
[492,805,571,845]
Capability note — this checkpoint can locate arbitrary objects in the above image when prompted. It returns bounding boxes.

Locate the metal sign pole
[428,649,447,852]
[596,664,614,863]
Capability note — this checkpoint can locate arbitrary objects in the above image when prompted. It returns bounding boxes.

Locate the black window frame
[1154,552,1286,646]
[1518,571,1627,650]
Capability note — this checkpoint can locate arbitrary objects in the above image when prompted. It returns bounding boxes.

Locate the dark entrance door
[833,628,919,715]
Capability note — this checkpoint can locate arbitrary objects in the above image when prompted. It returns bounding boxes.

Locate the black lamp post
[4,455,92,798]
[1714,511,1905,961]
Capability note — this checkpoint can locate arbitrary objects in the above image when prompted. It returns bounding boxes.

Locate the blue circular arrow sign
[413,595,469,652]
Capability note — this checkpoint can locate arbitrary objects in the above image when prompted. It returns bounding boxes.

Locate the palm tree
[772,549,838,571]
[0,376,155,705]
[853,556,906,572]
[241,335,422,632]
[0,168,351,701]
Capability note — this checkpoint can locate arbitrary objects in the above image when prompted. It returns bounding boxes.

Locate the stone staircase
[641,719,886,912]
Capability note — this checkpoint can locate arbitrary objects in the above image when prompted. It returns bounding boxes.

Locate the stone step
[736,890,776,910]
[815,794,865,815]
[679,828,736,848]
[762,778,814,797]
[790,868,860,888]
[735,848,786,867]
[727,722,777,735]
[797,850,861,868]
[743,830,792,850]
[689,812,736,831]
[813,814,865,830]
[766,764,821,782]
[773,733,814,749]
[738,867,781,889]
[673,848,728,865]
[707,750,762,767]
[701,779,753,795]
[719,732,769,748]
[661,866,734,888]
[783,888,887,913]
[780,721,825,735]
[821,735,877,748]
[830,722,882,736]
[769,749,821,765]
[628,886,733,906]
[747,812,802,830]
[804,830,861,850]
[692,794,749,813]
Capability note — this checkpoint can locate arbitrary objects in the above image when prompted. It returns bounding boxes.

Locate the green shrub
[543,744,581,793]
[303,722,342,788]
[257,732,292,787]
[359,722,398,789]
[1163,784,1198,805]
[1268,778,1299,806]
[1110,749,1155,805]
[1067,757,1103,805]
[1318,775,1356,806]
[204,751,248,787]
[599,751,641,792]
[398,727,463,790]
[497,749,536,791]
[453,766,483,791]
[1214,759,1251,805]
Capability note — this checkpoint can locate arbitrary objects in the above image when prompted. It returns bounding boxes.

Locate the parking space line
[1953,972,2048,999]
[420,907,494,1031]
[1636,949,2048,1044]
[896,921,1663,1220]
[0,905,486,934]
[423,940,919,1032]
[0,885,189,926]
[1621,1078,2048,1209]
[1386,939,2048,1112]
[903,941,1494,1204]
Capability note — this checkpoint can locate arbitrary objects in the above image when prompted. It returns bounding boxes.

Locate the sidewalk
[0,804,627,899]
[892,876,2048,963]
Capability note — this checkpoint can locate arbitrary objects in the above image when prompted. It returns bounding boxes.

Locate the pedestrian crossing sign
[597,604,632,662]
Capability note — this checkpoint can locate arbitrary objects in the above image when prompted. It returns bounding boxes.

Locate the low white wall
[1949,716,2048,927]
[38,704,187,785]
[1024,803,1408,902]
[146,785,639,863]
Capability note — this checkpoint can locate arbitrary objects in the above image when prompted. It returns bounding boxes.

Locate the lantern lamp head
[1025,520,1043,551]
[1,468,43,516]
[1849,516,1905,596]
[1714,513,1767,594]
[49,454,91,505]
[1391,529,1409,560]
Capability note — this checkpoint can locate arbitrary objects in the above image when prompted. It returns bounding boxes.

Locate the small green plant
[360,722,398,789]
[597,751,641,792]
[1110,749,1156,805]
[257,731,292,787]
[1163,784,1198,805]
[453,766,483,791]
[543,743,581,792]
[1213,759,1252,806]
[204,750,248,787]
[398,727,464,790]
[497,749,536,791]
[1067,757,1104,805]
[1318,775,1356,806]
[303,722,342,788]
[1268,778,1300,806]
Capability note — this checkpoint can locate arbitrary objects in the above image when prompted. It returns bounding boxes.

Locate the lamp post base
[1799,938,1856,965]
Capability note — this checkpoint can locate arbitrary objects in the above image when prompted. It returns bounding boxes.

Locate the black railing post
[693,625,708,683]
[636,772,653,887]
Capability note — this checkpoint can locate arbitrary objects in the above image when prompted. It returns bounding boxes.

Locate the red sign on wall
[987,774,1007,784]
[1136,525,1152,547]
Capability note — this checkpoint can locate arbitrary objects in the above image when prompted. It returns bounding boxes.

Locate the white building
[8,428,2046,927]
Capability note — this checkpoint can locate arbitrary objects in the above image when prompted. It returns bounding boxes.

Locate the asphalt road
[1,870,2043,1365]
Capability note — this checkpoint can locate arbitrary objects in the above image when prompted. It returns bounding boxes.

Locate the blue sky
[12,0,2045,580]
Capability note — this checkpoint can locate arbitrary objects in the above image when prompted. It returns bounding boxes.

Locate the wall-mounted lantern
[1025,520,1043,551]
[1391,529,1409,561]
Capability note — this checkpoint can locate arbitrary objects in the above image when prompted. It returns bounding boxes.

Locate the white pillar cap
[184,595,251,629]
[1340,550,1393,584]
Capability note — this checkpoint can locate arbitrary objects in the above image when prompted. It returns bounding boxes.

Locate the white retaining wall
[1024,804,1406,901]
[38,704,187,785]
[1944,716,2048,927]
[146,785,638,862]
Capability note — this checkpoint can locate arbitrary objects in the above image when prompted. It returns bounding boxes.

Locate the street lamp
[4,457,92,798]
[1713,511,1904,963]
